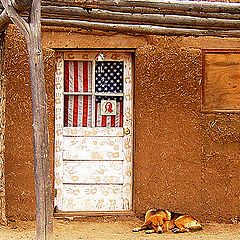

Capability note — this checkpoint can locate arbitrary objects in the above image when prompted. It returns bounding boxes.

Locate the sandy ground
[1,216,240,240]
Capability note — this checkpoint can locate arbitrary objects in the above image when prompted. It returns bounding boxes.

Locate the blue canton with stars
[95,61,123,93]
[95,61,124,103]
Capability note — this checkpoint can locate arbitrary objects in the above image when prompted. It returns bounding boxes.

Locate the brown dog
[132,209,202,234]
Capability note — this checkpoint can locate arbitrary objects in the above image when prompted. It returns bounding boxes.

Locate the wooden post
[26,2,53,238]
[0,0,52,239]
[0,32,7,226]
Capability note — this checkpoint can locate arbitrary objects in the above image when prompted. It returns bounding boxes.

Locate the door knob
[124,128,130,135]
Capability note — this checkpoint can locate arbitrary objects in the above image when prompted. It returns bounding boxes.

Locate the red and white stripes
[64,61,92,127]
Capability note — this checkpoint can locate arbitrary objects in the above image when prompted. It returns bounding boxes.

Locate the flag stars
[95,61,123,93]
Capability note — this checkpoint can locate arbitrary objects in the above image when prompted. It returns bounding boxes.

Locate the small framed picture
[101,99,117,116]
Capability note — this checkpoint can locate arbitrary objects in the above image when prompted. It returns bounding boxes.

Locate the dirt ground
[1,216,240,240]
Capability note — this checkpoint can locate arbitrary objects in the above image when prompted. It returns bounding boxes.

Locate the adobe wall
[4,26,55,220]
[3,25,240,222]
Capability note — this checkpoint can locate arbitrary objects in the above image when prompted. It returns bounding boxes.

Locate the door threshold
[54,210,136,219]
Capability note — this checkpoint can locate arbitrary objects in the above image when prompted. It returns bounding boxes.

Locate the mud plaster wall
[4,26,55,220]
[4,25,240,222]
[134,39,240,223]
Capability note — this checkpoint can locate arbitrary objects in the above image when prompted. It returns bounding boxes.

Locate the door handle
[124,127,130,135]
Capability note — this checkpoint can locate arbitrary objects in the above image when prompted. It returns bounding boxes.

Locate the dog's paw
[132,227,140,232]
[172,228,189,234]
[172,228,180,233]
[145,230,155,234]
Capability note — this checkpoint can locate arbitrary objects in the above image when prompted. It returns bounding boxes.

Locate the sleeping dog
[133,208,202,234]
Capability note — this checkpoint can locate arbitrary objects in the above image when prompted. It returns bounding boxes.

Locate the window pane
[95,96,123,127]
[64,61,92,92]
[95,61,123,93]
[64,95,92,127]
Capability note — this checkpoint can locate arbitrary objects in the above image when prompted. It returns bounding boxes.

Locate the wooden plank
[62,184,124,211]
[63,127,123,137]
[63,136,124,160]
[63,161,124,184]
[203,51,240,111]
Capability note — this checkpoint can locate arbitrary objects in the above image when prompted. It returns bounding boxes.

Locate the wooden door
[54,51,133,212]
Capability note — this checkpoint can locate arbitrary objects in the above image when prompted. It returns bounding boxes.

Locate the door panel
[63,136,124,160]
[55,51,133,212]
[63,161,124,184]
[62,185,124,211]
[63,127,124,137]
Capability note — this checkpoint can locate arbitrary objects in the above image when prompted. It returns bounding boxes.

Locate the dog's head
[145,215,164,233]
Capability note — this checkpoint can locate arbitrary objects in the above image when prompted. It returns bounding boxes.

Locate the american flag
[64,61,93,127]
[64,60,124,128]
[95,61,124,127]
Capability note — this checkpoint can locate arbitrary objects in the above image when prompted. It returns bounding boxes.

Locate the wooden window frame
[202,49,240,113]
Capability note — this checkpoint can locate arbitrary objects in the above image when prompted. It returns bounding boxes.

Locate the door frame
[54,50,135,214]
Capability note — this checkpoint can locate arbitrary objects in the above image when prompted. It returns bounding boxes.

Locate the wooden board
[62,136,124,160]
[63,161,124,184]
[63,127,123,137]
[62,185,124,211]
[203,51,240,112]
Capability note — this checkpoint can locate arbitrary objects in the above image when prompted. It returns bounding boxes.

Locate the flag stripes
[64,61,92,127]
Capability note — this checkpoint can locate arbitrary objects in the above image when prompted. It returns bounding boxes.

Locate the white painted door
[54,51,133,212]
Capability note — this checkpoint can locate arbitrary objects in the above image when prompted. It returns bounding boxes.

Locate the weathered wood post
[0,0,53,239]
[0,32,7,226]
